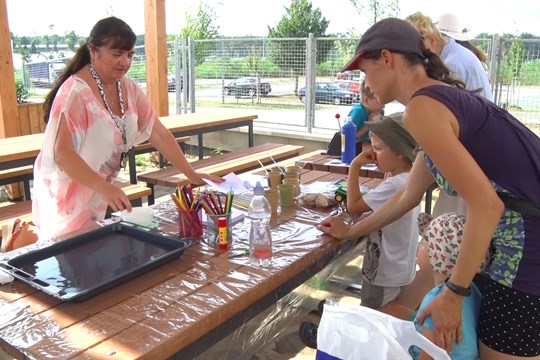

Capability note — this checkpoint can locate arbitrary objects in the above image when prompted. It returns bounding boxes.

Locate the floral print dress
[32,76,155,240]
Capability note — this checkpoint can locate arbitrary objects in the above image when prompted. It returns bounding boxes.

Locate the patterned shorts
[478,278,540,356]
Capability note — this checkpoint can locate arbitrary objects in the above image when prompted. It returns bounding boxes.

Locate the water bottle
[247,181,272,267]
[341,116,356,164]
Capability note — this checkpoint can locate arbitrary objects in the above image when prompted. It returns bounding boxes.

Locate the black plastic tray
[0,222,195,302]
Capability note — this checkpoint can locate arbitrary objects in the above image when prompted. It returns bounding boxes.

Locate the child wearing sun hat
[411,212,492,359]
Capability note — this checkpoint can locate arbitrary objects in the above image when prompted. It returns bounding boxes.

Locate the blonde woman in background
[406,12,493,217]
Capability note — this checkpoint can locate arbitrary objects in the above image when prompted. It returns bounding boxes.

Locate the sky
[5,0,540,38]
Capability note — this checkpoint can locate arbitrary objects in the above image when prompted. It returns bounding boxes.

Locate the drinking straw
[268,153,285,174]
[257,159,270,175]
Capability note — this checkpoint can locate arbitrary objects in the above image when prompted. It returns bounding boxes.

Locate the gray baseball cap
[341,18,424,72]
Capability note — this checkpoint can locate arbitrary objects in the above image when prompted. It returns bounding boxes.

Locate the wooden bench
[132,136,190,168]
[138,143,305,205]
[0,165,33,200]
[0,136,189,202]
[0,181,152,239]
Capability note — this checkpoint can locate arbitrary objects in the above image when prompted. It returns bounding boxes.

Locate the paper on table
[204,172,250,194]
[361,163,378,170]
[202,207,245,225]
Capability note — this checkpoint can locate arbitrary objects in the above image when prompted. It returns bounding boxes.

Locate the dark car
[223,77,272,97]
[298,82,359,105]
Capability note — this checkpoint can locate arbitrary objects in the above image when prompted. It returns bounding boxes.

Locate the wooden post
[144,0,169,116]
[0,0,21,138]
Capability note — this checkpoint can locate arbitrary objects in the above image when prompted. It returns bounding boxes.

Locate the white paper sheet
[204,172,250,194]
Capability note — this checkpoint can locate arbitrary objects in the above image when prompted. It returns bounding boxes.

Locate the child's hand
[316,216,351,240]
[351,149,376,167]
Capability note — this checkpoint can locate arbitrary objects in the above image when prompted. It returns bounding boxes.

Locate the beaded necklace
[89,63,128,168]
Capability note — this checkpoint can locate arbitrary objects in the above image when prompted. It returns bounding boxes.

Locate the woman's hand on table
[98,182,132,212]
[316,215,351,240]
[416,286,464,353]
[187,172,224,185]
[200,173,224,183]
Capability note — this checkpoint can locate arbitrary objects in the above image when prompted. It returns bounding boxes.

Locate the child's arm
[417,326,436,360]
[355,124,369,139]
[346,149,376,215]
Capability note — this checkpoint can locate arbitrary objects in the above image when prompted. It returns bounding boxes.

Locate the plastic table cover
[0,170,380,359]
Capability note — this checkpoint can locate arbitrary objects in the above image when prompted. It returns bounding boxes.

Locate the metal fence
[21,35,540,134]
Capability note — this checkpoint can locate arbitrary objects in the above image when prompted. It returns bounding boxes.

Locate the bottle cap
[218,217,227,227]
[253,181,264,196]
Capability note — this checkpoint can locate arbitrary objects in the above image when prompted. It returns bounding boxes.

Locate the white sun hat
[436,13,469,41]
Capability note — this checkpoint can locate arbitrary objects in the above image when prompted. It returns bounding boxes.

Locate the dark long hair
[43,16,136,124]
[456,40,488,64]
[362,40,466,89]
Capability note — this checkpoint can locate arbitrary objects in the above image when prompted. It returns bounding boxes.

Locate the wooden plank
[144,0,168,116]
[28,103,41,134]
[0,0,20,138]
[0,165,33,180]
[133,136,190,154]
[17,104,31,135]
[160,144,303,188]
[138,143,302,187]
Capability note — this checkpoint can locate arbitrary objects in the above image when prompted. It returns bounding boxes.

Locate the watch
[445,279,471,297]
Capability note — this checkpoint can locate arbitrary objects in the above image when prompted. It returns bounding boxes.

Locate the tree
[349,0,400,27]
[179,0,220,65]
[64,31,79,51]
[268,0,330,93]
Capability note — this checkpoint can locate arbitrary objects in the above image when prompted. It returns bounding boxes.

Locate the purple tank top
[413,85,540,296]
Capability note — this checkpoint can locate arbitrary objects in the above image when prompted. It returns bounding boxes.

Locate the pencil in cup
[178,207,203,238]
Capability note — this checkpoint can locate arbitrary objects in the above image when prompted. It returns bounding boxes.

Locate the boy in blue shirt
[348,80,384,143]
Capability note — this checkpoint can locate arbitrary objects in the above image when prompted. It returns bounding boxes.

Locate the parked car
[298,82,359,105]
[223,77,272,97]
[168,73,183,92]
[337,80,362,95]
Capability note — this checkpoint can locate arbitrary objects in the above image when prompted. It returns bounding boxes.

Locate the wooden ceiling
[0,0,170,138]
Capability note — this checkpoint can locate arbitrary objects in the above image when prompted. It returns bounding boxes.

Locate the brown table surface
[0,112,257,186]
[0,133,44,171]
[128,112,257,183]
[0,168,381,360]
[296,152,385,179]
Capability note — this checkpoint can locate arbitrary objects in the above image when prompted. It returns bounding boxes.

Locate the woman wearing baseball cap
[317,18,540,359]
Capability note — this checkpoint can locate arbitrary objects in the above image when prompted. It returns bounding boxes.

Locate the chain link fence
[20,36,540,134]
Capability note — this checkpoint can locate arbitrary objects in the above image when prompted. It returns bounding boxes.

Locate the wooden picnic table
[127,112,257,183]
[296,152,385,179]
[0,168,381,359]
[0,133,43,172]
[0,112,257,187]
[138,143,304,204]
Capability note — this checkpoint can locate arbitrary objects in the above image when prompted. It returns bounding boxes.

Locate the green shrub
[16,80,29,103]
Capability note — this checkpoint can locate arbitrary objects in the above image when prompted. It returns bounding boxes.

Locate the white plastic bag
[316,303,451,360]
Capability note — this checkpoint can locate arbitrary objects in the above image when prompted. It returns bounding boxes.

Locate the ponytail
[43,45,90,124]
[420,48,466,89]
